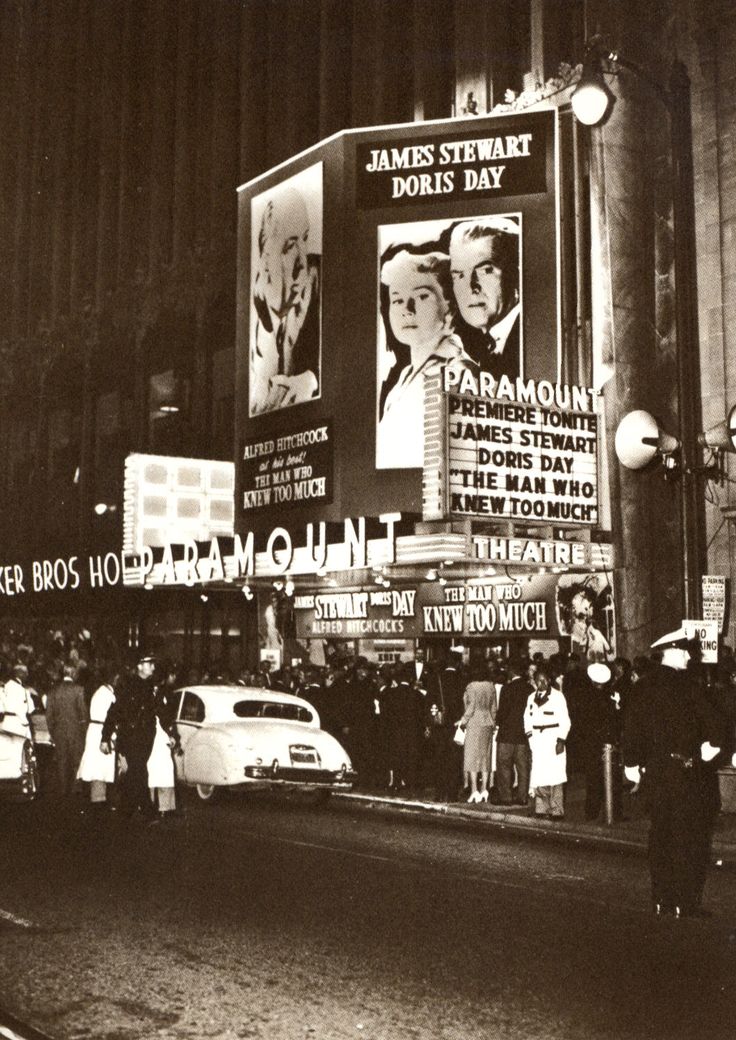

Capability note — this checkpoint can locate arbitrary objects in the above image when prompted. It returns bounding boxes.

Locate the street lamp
[571,47,615,126]
[572,38,703,618]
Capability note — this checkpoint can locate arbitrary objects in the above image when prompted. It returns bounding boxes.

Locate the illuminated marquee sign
[294,571,615,648]
[355,111,549,208]
[123,454,234,555]
[424,372,599,527]
[241,420,333,513]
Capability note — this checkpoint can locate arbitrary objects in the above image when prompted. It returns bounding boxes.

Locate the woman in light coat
[77,665,118,808]
[458,661,497,803]
[524,664,571,819]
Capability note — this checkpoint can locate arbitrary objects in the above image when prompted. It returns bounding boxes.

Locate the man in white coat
[524,663,571,819]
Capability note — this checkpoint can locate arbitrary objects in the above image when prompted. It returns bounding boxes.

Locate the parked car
[0,707,52,801]
[173,685,356,802]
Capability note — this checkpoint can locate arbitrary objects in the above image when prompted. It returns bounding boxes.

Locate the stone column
[588,3,693,655]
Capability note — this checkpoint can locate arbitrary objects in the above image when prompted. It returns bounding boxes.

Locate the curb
[333,791,736,867]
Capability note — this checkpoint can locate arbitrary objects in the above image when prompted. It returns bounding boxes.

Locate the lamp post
[572,40,703,619]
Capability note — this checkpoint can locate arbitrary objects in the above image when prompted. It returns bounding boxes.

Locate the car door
[175,691,205,780]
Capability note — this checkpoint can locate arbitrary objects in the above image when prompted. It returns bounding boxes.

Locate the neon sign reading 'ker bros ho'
[435,371,600,527]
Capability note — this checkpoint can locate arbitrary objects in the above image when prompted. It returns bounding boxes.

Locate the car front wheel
[195,783,217,802]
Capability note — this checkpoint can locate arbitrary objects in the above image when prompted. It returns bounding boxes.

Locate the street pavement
[3,782,736,1040]
[3,791,736,1040]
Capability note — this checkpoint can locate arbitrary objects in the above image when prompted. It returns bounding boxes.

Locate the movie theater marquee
[424,371,600,527]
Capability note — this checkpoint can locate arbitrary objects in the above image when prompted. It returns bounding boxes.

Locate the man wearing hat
[623,626,724,918]
[101,652,174,818]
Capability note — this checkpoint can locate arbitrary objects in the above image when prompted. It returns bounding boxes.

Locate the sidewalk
[334,773,736,867]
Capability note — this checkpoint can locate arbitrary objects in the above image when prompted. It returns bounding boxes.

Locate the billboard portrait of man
[375,213,521,470]
[249,163,322,417]
[442,213,522,382]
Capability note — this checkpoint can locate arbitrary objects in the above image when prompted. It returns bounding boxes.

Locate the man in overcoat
[494,658,533,805]
[428,648,466,801]
[45,663,88,799]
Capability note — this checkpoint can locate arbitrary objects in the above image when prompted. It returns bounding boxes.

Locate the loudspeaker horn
[614,410,680,470]
[698,404,736,453]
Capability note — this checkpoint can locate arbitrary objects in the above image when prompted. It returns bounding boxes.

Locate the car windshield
[233,700,314,723]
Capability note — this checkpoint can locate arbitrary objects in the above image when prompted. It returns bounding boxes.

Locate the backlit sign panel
[424,372,599,527]
[123,454,234,555]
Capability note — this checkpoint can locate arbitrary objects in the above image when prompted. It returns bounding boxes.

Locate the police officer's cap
[650,625,692,651]
[587,662,611,684]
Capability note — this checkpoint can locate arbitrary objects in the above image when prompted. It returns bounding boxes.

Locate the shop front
[290,564,614,667]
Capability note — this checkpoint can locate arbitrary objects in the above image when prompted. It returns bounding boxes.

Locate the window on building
[211,347,234,459]
[47,408,80,483]
[148,369,190,455]
[7,421,36,495]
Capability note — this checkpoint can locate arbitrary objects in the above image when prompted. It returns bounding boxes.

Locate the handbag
[453,724,466,747]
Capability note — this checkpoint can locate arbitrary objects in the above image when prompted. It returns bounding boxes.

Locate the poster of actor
[376,213,522,469]
[249,163,322,417]
[555,574,614,662]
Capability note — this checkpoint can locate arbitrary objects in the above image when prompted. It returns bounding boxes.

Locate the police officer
[623,626,723,918]
[101,652,170,817]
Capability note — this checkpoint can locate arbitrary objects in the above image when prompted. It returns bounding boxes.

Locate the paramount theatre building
[0,1,734,671]
[230,107,618,669]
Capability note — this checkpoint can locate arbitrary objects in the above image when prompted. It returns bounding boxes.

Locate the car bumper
[244,765,357,786]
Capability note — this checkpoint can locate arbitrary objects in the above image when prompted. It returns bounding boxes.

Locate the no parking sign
[683,619,719,663]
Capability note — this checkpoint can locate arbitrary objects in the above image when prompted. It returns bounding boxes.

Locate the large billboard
[236,110,560,534]
[376,213,522,469]
[248,163,323,417]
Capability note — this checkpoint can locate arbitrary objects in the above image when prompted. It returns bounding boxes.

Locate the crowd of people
[3,620,736,916]
[2,622,735,823]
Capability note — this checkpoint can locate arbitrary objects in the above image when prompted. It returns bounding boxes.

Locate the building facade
[0,0,733,669]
